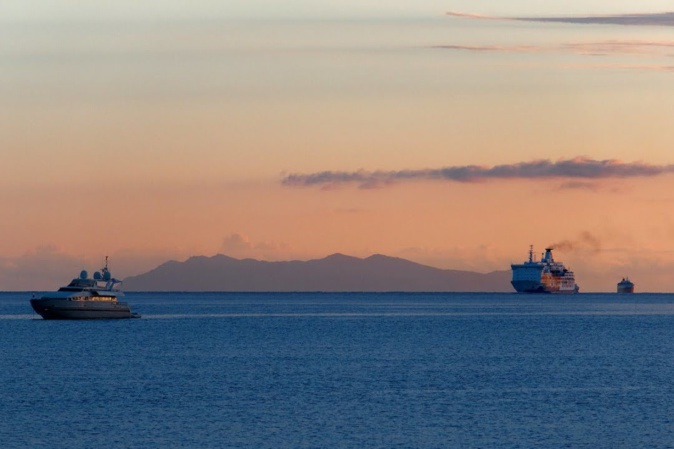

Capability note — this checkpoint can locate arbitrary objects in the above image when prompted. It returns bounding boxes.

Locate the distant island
[123,253,511,292]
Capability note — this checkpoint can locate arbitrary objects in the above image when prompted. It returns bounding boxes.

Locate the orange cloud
[434,40,674,58]
[221,232,301,261]
[445,11,503,20]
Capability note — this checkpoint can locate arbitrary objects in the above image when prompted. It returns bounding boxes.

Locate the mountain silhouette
[123,253,511,292]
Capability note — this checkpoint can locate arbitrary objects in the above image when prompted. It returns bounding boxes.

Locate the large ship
[30,258,139,319]
[617,278,635,294]
[511,246,579,294]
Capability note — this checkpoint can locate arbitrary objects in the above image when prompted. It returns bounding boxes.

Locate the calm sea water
[2,292,674,448]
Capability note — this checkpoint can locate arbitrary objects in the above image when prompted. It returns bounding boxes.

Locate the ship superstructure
[511,246,579,294]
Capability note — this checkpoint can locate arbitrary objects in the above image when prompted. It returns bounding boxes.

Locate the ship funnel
[543,248,554,262]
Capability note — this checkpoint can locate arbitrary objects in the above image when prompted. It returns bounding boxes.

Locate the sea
[2,292,674,449]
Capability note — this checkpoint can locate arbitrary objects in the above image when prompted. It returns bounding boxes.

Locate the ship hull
[30,298,138,320]
[511,280,550,293]
[511,280,577,294]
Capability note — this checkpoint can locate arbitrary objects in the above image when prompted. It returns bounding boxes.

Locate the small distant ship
[30,258,139,320]
[511,246,579,294]
[617,277,635,294]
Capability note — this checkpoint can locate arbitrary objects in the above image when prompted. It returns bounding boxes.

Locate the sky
[3,1,674,291]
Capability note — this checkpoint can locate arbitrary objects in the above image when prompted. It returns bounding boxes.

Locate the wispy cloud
[564,62,674,72]
[434,40,674,58]
[564,40,674,55]
[434,44,545,53]
[558,181,600,191]
[281,157,674,189]
[445,11,501,21]
[516,12,674,27]
[0,246,87,290]
[220,232,309,261]
[434,40,674,73]
[446,10,674,27]
[0,245,195,289]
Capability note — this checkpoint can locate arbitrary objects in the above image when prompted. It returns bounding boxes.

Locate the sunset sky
[3,1,674,291]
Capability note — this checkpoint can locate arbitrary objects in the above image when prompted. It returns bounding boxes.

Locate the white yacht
[30,258,139,319]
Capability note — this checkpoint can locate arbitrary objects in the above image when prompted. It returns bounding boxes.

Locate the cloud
[434,44,544,53]
[281,157,674,189]
[0,245,200,290]
[221,232,300,260]
[558,181,600,191]
[0,246,88,290]
[433,40,674,74]
[563,40,674,55]
[445,11,501,20]
[434,40,674,58]
[516,12,674,27]
[446,10,674,27]
[222,233,254,253]
[563,63,674,72]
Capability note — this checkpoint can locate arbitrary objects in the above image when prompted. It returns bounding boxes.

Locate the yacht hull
[30,298,138,320]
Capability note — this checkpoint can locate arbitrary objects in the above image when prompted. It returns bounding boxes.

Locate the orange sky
[3,5,674,290]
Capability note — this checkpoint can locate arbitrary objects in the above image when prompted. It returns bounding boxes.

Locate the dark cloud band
[446,10,674,27]
[281,158,674,189]
[516,12,674,27]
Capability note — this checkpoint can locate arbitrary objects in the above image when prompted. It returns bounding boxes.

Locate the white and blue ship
[511,246,579,294]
